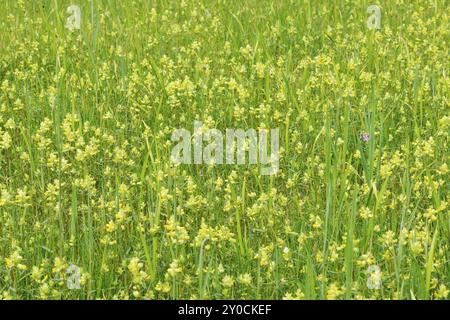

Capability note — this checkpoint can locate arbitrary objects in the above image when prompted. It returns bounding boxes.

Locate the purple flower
[360,132,370,143]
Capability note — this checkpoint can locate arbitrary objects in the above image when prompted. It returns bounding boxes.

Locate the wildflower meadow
[0,0,449,300]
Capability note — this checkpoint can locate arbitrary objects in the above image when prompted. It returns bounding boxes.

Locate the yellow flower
[359,207,373,219]
[167,259,182,277]
[128,257,148,284]
[5,249,24,269]
[238,273,252,286]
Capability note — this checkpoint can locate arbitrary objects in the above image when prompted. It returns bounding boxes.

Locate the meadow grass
[0,0,448,299]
